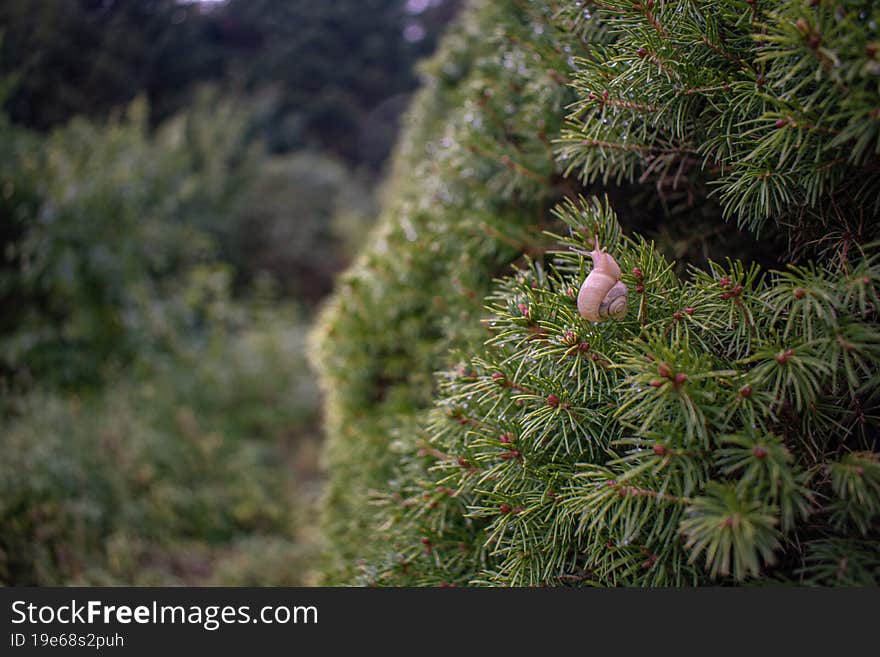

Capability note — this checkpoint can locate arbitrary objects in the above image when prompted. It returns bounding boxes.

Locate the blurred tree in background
[0,0,225,130]
[224,0,458,163]
[0,0,458,166]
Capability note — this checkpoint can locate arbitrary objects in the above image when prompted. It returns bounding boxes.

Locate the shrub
[312,0,880,585]
[0,303,320,585]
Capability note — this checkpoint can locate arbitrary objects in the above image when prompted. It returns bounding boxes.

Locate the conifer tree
[311,0,880,585]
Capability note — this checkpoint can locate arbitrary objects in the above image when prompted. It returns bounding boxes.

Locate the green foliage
[224,0,456,161]
[0,302,320,585]
[0,88,331,585]
[313,0,880,586]
[0,0,457,167]
[556,0,880,254]
[0,92,255,388]
[233,151,377,302]
[394,198,877,586]
[0,1,214,129]
[310,0,574,581]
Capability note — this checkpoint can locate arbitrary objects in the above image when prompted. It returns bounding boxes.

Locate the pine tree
[311,0,880,585]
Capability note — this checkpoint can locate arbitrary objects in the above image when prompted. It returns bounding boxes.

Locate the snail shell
[577,242,628,322]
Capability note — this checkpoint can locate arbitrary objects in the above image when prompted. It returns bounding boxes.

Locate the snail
[576,239,628,322]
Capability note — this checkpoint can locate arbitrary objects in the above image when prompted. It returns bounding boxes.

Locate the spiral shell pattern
[576,243,628,322]
[598,281,628,320]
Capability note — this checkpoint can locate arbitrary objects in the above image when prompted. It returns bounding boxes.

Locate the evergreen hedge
[311,0,880,585]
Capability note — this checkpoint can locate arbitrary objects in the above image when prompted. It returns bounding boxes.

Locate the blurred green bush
[0,304,320,585]
[233,151,376,303]
[0,91,253,389]
[0,84,359,584]
[0,89,373,389]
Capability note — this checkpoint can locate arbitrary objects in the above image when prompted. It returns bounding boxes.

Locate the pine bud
[499,432,512,444]
[657,362,672,378]
[579,341,591,352]
[673,372,688,386]
[637,47,648,58]
[518,303,530,318]
[752,446,768,460]
[547,394,560,407]
[632,267,644,279]
[673,311,684,321]
[421,536,431,545]
[561,330,579,346]
[719,276,731,288]
[649,379,665,388]
[653,443,667,456]
[740,386,752,399]
[636,283,645,293]
[775,348,794,365]
[793,288,806,299]
[500,449,521,460]
[499,504,512,514]
[868,43,878,59]
[775,117,788,129]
